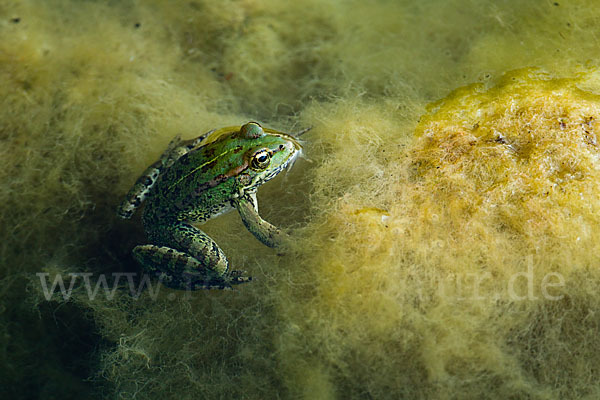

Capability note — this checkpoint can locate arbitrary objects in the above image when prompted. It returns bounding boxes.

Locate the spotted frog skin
[117,122,302,290]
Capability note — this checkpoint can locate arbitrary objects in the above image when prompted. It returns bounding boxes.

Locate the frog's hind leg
[133,222,251,290]
[117,159,166,219]
[133,244,251,290]
[117,130,216,219]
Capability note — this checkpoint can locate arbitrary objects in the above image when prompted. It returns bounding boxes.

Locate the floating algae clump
[273,71,600,399]
[411,69,600,248]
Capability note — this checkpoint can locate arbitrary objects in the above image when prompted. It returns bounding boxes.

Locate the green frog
[117,122,303,290]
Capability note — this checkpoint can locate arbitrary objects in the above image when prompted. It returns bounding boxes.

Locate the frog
[117,122,304,290]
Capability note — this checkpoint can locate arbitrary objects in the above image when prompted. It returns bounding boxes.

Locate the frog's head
[235,122,302,190]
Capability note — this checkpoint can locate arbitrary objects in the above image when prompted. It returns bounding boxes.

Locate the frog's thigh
[133,223,229,287]
[133,244,204,288]
[167,222,229,276]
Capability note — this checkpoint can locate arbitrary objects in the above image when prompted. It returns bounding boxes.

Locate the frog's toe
[186,273,251,290]
[187,280,235,290]
[227,270,252,285]
[186,271,251,290]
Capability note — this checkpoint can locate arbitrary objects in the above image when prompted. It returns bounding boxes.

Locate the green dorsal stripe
[167,147,238,192]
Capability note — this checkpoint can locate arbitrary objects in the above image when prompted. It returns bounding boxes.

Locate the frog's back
[144,141,243,224]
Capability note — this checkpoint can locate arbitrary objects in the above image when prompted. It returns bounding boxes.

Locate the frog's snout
[276,140,300,155]
[284,141,296,152]
[288,141,303,160]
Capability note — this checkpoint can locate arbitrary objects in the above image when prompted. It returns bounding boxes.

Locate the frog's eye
[251,149,271,170]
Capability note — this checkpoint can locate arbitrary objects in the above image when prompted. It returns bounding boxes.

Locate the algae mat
[1,0,599,399]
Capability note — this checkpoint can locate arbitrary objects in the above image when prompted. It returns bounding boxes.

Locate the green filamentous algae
[1,1,599,399]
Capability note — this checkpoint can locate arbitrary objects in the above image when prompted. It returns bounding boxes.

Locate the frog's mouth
[262,144,301,183]
[283,146,302,173]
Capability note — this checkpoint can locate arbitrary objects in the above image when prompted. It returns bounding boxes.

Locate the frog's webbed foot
[133,244,251,290]
[189,270,252,290]
[186,267,252,290]
[187,269,252,290]
[233,191,290,248]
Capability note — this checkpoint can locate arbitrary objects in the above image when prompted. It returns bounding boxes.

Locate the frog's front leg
[233,191,288,248]
[133,222,250,290]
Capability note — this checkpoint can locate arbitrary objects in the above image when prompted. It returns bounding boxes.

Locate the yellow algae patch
[275,71,600,399]
[411,69,600,255]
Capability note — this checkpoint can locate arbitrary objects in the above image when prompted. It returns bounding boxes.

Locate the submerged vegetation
[1,0,600,399]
